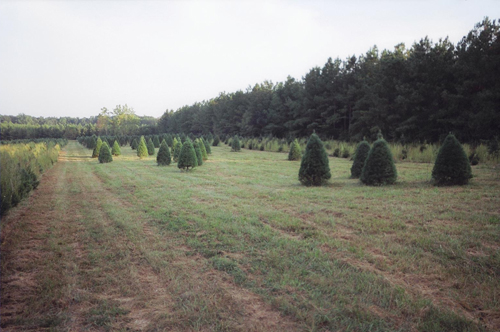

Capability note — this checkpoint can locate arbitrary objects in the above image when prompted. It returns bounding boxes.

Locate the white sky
[0,0,498,119]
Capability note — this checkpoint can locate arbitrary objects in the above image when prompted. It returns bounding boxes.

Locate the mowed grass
[91,141,499,331]
[2,141,499,331]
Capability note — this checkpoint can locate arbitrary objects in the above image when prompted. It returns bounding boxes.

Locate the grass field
[1,141,499,331]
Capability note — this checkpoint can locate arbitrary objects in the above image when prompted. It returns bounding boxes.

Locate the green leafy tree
[153,135,160,148]
[193,141,203,166]
[360,139,397,185]
[173,140,182,162]
[350,141,370,178]
[98,142,113,163]
[231,135,241,152]
[147,138,155,156]
[288,139,302,160]
[298,133,331,186]
[198,139,208,160]
[177,139,197,170]
[92,137,103,158]
[111,140,121,156]
[137,136,148,158]
[432,133,472,185]
[157,140,171,166]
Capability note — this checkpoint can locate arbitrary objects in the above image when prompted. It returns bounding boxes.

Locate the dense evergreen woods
[1,19,498,144]
[158,18,499,143]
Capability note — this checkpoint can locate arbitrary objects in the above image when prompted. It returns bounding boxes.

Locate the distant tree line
[1,105,159,141]
[158,18,499,143]
[2,19,498,144]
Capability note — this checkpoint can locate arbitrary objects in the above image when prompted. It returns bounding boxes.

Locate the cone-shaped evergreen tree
[111,140,121,156]
[298,133,331,186]
[173,140,182,162]
[432,133,472,185]
[137,136,148,158]
[360,139,397,185]
[203,138,212,154]
[288,139,302,161]
[92,137,103,158]
[171,137,179,155]
[177,139,197,170]
[213,135,220,146]
[198,139,208,160]
[166,135,174,147]
[231,135,241,152]
[350,141,370,178]
[147,138,155,156]
[98,142,113,163]
[131,138,138,150]
[157,140,171,166]
[153,135,160,148]
[193,141,203,166]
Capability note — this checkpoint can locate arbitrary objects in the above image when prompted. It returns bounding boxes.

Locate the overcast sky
[0,0,498,119]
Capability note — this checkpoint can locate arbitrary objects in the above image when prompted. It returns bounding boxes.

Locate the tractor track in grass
[1,142,302,331]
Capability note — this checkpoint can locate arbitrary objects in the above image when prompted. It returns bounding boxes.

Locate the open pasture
[1,141,499,331]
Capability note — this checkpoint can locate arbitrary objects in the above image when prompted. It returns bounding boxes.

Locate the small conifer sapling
[98,142,113,163]
[193,141,203,166]
[360,138,397,185]
[177,139,197,171]
[350,140,370,178]
[137,136,148,158]
[147,138,155,156]
[92,137,103,158]
[231,135,241,152]
[111,140,121,156]
[432,133,472,185]
[288,139,302,160]
[157,140,172,166]
[298,133,331,186]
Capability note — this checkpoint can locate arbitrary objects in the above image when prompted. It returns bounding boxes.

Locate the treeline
[158,18,499,143]
[0,138,67,214]
[0,106,159,141]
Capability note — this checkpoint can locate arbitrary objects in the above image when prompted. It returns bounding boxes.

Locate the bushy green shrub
[288,139,302,160]
[111,140,121,156]
[360,139,397,185]
[178,139,197,170]
[231,136,241,152]
[147,138,155,156]
[350,141,370,178]
[137,136,148,158]
[432,133,472,186]
[98,142,113,163]
[157,140,171,166]
[299,133,331,186]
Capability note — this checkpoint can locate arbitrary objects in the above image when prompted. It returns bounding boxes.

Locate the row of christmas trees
[284,132,471,186]
[87,134,212,170]
[85,131,471,186]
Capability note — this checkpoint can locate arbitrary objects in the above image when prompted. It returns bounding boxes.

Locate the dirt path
[1,142,302,331]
